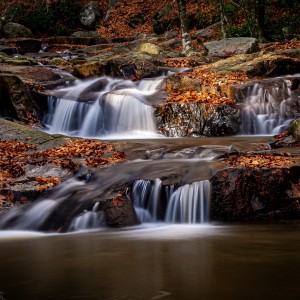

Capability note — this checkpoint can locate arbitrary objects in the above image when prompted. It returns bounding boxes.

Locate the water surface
[0,223,299,300]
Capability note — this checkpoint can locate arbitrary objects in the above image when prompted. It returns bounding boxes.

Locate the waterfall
[240,77,297,135]
[44,76,164,139]
[131,180,211,224]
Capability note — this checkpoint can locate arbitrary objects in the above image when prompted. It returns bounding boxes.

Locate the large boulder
[204,37,259,58]
[211,166,300,221]
[288,118,300,141]
[155,102,240,137]
[16,39,42,54]
[3,22,33,38]
[0,74,35,122]
[73,52,160,79]
[207,51,300,78]
[79,1,101,29]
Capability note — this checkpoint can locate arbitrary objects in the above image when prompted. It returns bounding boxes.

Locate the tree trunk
[176,0,195,56]
[219,0,227,39]
[255,0,267,41]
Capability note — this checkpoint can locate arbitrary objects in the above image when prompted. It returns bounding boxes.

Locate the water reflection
[0,223,299,300]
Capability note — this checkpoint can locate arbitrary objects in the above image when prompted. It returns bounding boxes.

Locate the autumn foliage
[0,139,126,200]
[166,65,249,106]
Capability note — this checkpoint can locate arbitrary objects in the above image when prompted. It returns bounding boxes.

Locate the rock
[165,73,202,91]
[79,1,101,29]
[211,166,300,221]
[108,0,122,8]
[3,22,33,38]
[288,118,300,141]
[155,102,240,137]
[195,23,221,40]
[71,31,101,38]
[0,74,36,123]
[159,38,182,51]
[153,3,173,21]
[104,195,139,227]
[16,39,42,54]
[164,31,177,39]
[153,20,174,35]
[0,45,18,55]
[0,119,68,149]
[204,37,259,58]
[128,13,145,29]
[208,52,300,78]
[43,36,109,46]
[136,43,163,55]
[73,52,160,79]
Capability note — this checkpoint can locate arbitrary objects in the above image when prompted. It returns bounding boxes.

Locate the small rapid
[239,76,299,135]
[44,76,165,139]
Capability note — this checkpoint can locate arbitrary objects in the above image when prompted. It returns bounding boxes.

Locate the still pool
[0,223,299,300]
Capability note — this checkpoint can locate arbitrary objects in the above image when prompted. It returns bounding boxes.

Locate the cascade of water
[44,76,164,138]
[131,179,211,224]
[240,78,296,135]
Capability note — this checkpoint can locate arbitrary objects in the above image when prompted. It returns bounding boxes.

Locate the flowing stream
[0,74,299,299]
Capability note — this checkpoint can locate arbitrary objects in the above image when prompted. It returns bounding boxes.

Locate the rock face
[155,102,240,137]
[16,39,42,54]
[211,166,300,221]
[0,74,36,122]
[79,1,101,29]
[73,52,160,79]
[3,22,33,38]
[209,51,300,77]
[288,118,300,141]
[204,37,259,58]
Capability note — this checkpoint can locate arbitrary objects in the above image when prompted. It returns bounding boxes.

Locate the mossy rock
[288,118,300,141]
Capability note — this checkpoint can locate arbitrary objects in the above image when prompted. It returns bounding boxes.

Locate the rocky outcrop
[79,1,101,29]
[204,37,259,58]
[211,166,300,221]
[209,51,300,77]
[0,74,36,122]
[155,102,240,137]
[3,22,33,38]
[288,118,300,141]
[16,39,42,54]
[73,52,161,79]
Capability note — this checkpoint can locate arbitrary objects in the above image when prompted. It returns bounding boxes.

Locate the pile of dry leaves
[166,65,249,105]
[0,139,126,201]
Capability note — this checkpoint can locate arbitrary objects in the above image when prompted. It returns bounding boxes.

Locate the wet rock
[211,166,300,221]
[288,118,300,141]
[0,74,36,122]
[16,39,41,54]
[0,45,18,55]
[104,195,139,227]
[204,37,259,58]
[3,22,33,38]
[79,1,101,29]
[155,102,240,137]
[73,52,160,79]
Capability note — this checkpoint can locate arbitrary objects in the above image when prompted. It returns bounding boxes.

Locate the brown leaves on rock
[166,66,249,106]
[226,153,294,169]
[35,176,62,192]
[0,139,126,202]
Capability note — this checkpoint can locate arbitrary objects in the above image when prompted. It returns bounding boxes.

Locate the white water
[44,76,164,139]
[240,77,297,135]
[132,179,211,224]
